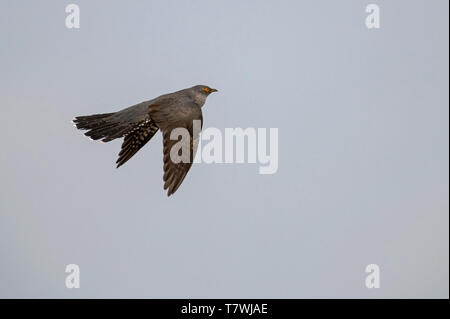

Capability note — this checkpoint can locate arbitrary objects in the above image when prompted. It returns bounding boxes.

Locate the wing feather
[150,100,203,196]
[116,119,159,168]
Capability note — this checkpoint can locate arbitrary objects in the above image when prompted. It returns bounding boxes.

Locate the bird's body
[73,85,217,196]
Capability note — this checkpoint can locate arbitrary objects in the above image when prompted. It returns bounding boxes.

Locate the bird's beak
[210,88,218,93]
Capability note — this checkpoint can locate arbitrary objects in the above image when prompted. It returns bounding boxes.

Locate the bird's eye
[203,87,211,93]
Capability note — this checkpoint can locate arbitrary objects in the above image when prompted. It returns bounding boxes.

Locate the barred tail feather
[73,113,115,129]
[73,107,159,167]
[72,112,122,142]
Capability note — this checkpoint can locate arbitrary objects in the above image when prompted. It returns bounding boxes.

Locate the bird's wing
[116,119,159,168]
[150,100,203,196]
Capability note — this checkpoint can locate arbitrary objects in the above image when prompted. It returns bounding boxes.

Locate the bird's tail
[72,112,123,142]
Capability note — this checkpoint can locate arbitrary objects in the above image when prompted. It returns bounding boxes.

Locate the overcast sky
[0,0,448,298]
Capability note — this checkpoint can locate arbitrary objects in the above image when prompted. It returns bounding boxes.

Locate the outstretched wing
[116,119,159,168]
[150,100,203,196]
[161,129,201,196]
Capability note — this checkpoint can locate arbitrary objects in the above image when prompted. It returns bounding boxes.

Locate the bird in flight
[73,85,218,196]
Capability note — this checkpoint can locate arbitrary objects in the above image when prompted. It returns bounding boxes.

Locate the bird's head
[193,85,218,96]
[188,85,218,107]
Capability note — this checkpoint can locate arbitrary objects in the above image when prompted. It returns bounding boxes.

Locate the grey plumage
[73,85,217,196]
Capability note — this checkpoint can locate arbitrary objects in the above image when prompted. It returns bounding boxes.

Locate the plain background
[0,0,448,298]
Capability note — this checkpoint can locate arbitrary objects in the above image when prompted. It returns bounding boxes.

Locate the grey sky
[0,0,448,298]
